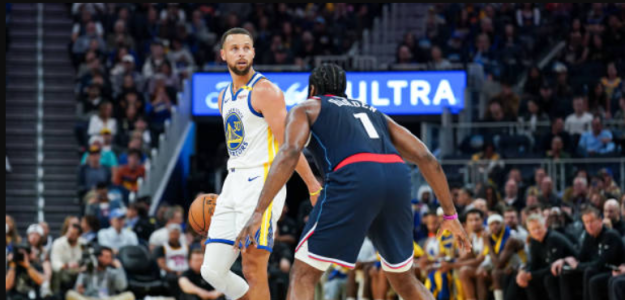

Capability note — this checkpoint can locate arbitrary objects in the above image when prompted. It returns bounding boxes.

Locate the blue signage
[192,70,466,116]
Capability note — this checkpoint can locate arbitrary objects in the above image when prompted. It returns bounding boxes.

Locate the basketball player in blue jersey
[200,28,321,300]
[235,63,471,300]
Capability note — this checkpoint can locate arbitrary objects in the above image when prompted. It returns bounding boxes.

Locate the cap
[436,207,444,216]
[553,62,567,73]
[487,214,503,225]
[100,128,112,135]
[26,224,44,236]
[122,54,135,64]
[167,223,182,232]
[109,208,126,220]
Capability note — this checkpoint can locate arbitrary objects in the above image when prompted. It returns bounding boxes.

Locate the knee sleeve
[201,243,249,299]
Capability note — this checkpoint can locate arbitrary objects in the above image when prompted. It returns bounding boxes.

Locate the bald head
[604,199,620,222]
[473,198,488,214]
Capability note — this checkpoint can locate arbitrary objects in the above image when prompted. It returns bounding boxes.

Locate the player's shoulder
[253,77,282,97]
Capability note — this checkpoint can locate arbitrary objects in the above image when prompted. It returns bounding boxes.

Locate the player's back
[306,94,402,178]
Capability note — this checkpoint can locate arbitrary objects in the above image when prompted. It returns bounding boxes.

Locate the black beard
[228,61,251,76]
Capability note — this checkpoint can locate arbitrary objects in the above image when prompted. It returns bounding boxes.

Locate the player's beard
[228,60,252,76]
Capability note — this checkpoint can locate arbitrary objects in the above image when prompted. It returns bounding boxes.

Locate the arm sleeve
[154,246,165,259]
[50,241,64,272]
[111,268,128,292]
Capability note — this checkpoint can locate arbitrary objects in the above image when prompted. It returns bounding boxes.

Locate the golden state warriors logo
[225,109,248,156]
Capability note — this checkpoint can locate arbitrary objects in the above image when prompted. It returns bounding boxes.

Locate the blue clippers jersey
[307,95,401,177]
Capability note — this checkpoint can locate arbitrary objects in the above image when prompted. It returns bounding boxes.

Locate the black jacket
[577,226,625,271]
[526,230,577,278]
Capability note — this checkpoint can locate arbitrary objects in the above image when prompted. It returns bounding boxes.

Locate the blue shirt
[578,129,615,154]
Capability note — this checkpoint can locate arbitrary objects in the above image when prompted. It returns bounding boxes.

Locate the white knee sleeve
[201,243,249,299]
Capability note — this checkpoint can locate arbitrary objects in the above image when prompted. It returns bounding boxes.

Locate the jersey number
[353,113,380,139]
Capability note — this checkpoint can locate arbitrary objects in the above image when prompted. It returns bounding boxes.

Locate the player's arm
[252,81,322,204]
[385,115,471,252]
[234,100,319,251]
[217,88,225,115]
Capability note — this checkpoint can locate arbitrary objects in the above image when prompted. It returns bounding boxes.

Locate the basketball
[188,193,218,236]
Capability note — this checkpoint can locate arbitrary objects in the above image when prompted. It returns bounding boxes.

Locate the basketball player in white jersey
[200,28,322,300]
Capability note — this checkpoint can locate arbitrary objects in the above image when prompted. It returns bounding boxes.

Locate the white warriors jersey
[221,72,280,170]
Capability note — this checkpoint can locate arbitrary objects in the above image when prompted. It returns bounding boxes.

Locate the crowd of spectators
[7,3,625,300]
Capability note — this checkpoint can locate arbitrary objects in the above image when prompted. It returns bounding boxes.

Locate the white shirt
[50,236,85,272]
[97,227,138,251]
[88,115,117,137]
[149,227,187,248]
[564,112,593,135]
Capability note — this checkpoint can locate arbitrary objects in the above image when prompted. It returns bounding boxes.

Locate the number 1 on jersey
[353,113,380,139]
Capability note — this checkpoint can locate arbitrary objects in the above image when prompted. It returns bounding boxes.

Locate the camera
[79,242,99,272]
[12,244,31,263]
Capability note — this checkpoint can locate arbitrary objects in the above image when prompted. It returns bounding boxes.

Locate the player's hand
[233,211,264,252]
[439,218,472,254]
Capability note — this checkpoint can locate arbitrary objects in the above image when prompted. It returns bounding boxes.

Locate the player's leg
[476,270,491,300]
[201,173,249,299]
[285,258,326,300]
[384,270,435,300]
[241,247,271,300]
[201,243,249,299]
[459,265,478,300]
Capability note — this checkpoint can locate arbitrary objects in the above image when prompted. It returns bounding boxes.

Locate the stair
[6,3,81,235]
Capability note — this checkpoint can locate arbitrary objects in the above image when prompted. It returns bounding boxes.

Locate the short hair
[504,206,518,214]
[581,206,601,218]
[526,213,545,226]
[127,149,142,159]
[309,63,347,98]
[97,245,113,256]
[464,208,484,220]
[460,187,473,198]
[220,27,254,48]
[83,215,100,232]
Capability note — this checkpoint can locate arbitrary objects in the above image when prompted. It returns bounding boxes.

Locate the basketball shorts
[295,161,414,273]
[206,166,286,252]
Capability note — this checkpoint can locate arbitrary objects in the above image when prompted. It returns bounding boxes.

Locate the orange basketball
[188,193,218,236]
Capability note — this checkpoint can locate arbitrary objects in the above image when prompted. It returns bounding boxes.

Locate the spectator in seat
[600,62,623,110]
[608,264,625,300]
[146,84,173,136]
[396,44,413,64]
[518,98,549,133]
[87,101,117,139]
[598,168,622,199]
[428,45,452,70]
[577,115,616,156]
[6,241,47,300]
[538,176,562,207]
[588,82,609,117]
[178,249,224,300]
[554,63,573,102]
[65,246,135,300]
[525,167,546,199]
[142,40,168,79]
[614,96,625,122]
[111,55,144,100]
[492,80,521,120]
[168,38,196,80]
[79,215,99,244]
[155,224,189,296]
[149,206,186,250]
[546,136,571,160]
[72,22,107,58]
[118,138,147,166]
[539,117,572,154]
[503,179,524,213]
[549,207,624,300]
[524,65,543,97]
[85,183,125,229]
[81,84,105,118]
[77,146,112,199]
[565,95,593,136]
[113,149,145,194]
[106,19,135,52]
[562,176,590,217]
[50,224,83,294]
[515,213,576,300]
[124,202,154,243]
[80,133,118,168]
[97,209,138,254]
[484,100,514,122]
[457,209,488,300]
[504,207,528,242]
[603,199,625,236]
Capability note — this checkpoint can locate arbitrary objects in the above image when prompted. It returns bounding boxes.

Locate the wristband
[310,187,323,196]
[443,213,458,220]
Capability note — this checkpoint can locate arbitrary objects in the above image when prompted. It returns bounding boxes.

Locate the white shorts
[206,166,286,252]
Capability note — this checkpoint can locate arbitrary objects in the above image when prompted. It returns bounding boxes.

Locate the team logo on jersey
[225,109,248,156]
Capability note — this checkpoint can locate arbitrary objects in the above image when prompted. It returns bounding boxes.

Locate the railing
[134,79,193,215]
[427,158,625,196]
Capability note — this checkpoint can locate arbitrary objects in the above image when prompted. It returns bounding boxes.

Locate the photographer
[65,246,135,300]
[6,244,46,300]
[549,207,624,300]
[51,224,83,295]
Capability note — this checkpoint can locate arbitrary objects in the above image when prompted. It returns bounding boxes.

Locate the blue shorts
[295,161,414,270]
